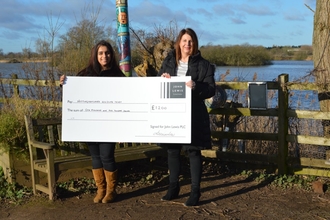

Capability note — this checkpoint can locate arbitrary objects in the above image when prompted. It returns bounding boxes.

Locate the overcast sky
[0,0,316,53]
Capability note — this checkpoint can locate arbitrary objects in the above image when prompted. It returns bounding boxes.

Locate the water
[213,60,317,110]
[0,60,317,109]
[0,63,26,78]
[215,60,314,82]
[0,60,314,80]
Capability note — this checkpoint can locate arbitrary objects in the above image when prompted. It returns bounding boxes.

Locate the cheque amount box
[150,103,187,113]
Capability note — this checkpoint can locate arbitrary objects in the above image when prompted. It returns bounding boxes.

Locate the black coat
[77,67,125,77]
[158,50,216,150]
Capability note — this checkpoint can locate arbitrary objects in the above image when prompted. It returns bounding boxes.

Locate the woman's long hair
[174,28,199,66]
[78,40,122,76]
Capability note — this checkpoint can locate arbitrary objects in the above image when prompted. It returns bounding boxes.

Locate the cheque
[61,76,192,143]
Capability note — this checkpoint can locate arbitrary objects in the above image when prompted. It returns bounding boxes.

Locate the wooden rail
[1,73,330,177]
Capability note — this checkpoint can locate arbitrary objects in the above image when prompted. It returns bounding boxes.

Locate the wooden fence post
[278,74,289,174]
[0,148,14,183]
[11,74,19,97]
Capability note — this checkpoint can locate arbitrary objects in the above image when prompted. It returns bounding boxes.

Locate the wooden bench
[24,115,166,200]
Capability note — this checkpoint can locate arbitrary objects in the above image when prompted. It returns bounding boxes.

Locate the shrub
[0,67,62,158]
[0,111,26,154]
[0,166,31,203]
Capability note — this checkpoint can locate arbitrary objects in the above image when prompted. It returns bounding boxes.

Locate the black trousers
[87,142,116,172]
[167,145,202,189]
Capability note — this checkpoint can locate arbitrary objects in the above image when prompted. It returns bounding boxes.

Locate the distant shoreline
[0,59,48,63]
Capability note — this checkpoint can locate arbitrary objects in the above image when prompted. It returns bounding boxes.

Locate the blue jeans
[87,142,116,172]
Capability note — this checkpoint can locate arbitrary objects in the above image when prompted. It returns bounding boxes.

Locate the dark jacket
[158,50,216,149]
[77,68,125,77]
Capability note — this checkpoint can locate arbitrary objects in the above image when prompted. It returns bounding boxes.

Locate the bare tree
[56,1,111,75]
[312,0,330,136]
[45,11,64,69]
[35,39,50,58]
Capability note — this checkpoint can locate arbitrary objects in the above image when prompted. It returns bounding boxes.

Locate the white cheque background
[62,76,191,143]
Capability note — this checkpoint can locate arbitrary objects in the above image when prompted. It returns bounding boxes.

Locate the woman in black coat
[158,28,215,206]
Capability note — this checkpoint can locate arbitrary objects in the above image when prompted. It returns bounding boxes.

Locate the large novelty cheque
[61,76,191,143]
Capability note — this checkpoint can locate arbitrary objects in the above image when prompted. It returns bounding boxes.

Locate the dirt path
[1,159,330,220]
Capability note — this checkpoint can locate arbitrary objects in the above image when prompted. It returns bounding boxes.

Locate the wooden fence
[1,73,330,177]
[205,74,330,177]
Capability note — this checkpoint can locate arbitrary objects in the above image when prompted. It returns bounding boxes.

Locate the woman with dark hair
[60,40,125,203]
[158,28,216,206]
[76,40,124,77]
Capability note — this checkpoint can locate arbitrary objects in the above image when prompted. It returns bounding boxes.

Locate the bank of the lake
[0,59,48,63]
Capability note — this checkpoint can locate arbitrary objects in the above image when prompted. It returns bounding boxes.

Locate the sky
[0,0,316,54]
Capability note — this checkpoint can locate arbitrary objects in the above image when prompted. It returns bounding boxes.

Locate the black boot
[161,146,181,201]
[184,188,201,206]
[161,182,180,201]
[184,150,202,207]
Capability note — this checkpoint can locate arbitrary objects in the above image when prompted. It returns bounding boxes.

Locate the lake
[0,60,318,109]
[214,60,314,82]
[215,60,317,110]
[0,63,26,78]
[0,60,314,81]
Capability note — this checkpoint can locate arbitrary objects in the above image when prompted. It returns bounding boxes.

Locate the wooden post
[116,0,132,77]
[11,74,19,97]
[278,74,289,175]
[0,148,14,183]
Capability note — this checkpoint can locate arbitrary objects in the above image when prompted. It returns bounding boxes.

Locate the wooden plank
[35,184,50,194]
[292,168,330,177]
[201,150,277,163]
[34,118,61,126]
[289,157,330,168]
[287,134,330,146]
[286,82,318,91]
[287,109,330,120]
[47,125,55,145]
[211,131,278,141]
[55,159,91,171]
[300,157,330,168]
[216,81,278,90]
[208,107,278,116]
[0,78,60,87]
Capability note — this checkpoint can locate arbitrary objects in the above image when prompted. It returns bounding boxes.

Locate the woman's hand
[60,75,66,86]
[161,73,171,78]
[186,80,196,90]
